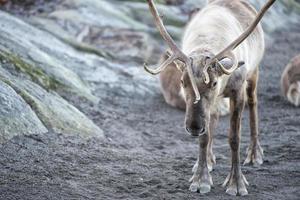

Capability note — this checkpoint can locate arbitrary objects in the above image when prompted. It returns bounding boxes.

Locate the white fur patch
[179,86,186,102]
[217,97,230,116]
[287,82,300,107]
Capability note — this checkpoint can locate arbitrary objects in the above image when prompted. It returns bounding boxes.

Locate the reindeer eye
[211,62,217,69]
[181,79,184,86]
[212,81,217,88]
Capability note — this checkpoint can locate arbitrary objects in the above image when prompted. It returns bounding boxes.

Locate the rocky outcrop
[0,66,104,140]
[0,9,106,141]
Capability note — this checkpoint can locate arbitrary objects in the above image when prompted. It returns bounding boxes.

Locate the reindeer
[144,0,276,196]
[281,54,300,106]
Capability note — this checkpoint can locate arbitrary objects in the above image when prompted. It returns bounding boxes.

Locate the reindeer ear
[216,57,245,75]
[218,57,233,70]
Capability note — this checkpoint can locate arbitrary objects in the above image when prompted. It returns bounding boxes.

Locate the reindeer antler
[203,0,276,84]
[144,0,201,104]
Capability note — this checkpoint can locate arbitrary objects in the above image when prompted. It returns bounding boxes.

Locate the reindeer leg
[191,113,218,174]
[244,69,264,165]
[223,86,248,196]
[207,113,218,172]
[189,134,213,194]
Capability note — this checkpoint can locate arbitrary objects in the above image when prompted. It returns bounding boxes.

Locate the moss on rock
[0,51,64,91]
[0,75,104,139]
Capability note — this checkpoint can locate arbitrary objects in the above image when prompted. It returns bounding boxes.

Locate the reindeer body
[145,0,275,196]
[182,1,265,195]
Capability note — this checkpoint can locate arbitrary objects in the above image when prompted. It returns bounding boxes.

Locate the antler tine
[144,54,177,75]
[146,0,201,103]
[186,59,201,103]
[212,0,276,61]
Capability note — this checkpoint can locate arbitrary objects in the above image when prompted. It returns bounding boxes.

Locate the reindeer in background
[0,0,7,5]
[281,54,300,106]
[144,0,276,196]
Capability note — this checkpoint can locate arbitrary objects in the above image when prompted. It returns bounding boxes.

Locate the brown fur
[0,0,7,4]
[281,54,300,106]
[159,53,186,110]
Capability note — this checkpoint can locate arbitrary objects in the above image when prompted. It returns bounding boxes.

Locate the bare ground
[0,19,300,200]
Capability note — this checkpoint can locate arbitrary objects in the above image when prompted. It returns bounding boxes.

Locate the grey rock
[0,80,47,142]
[0,10,97,102]
[0,70,104,139]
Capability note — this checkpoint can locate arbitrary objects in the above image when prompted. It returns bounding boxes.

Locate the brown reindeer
[144,0,276,196]
[0,0,7,5]
[281,54,300,106]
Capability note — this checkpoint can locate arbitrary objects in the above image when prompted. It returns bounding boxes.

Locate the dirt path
[0,20,299,200]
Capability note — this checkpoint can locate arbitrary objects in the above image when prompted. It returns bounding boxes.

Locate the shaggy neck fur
[181,1,265,94]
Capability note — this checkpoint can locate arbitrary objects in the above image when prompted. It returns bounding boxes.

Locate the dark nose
[185,127,206,137]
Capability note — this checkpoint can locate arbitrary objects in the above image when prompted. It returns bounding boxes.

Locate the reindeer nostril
[199,127,206,134]
[186,127,190,133]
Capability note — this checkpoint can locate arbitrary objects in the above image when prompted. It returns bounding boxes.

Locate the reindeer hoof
[189,168,213,193]
[226,184,248,196]
[243,142,264,165]
[189,181,211,194]
[223,170,248,196]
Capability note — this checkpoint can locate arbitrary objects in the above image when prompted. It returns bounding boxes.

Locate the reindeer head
[144,0,275,136]
[174,50,245,136]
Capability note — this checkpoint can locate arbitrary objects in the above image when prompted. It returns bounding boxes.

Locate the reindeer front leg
[191,113,218,174]
[223,87,249,196]
[207,113,218,171]
[189,133,213,194]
